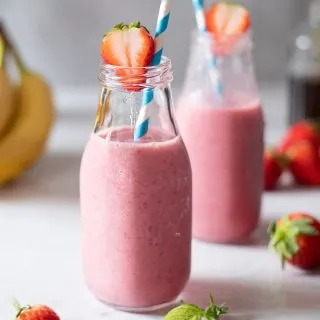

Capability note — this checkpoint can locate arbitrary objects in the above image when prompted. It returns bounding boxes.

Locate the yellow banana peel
[0,36,14,138]
[0,25,55,186]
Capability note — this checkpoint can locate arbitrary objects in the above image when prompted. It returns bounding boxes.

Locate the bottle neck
[193,29,254,56]
[94,56,178,140]
[182,30,259,105]
[99,56,173,91]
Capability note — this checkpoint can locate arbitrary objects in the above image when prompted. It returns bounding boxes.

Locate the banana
[0,36,14,138]
[0,72,55,185]
[0,24,55,185]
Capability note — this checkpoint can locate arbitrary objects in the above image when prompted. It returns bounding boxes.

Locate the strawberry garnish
[286,140,320,186]
[279,120,320,153]
[13,299,60,320]
[268,213,320,270]
[205,2,251,37]
[264,149,289,191]
[205,2,251,56]
[101,22,155,91]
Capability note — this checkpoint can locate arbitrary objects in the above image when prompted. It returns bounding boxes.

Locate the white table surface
[0,83,320,320]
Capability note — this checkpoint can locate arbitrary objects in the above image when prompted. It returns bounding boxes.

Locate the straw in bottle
[134,0,171,141]
[192,0,223,99]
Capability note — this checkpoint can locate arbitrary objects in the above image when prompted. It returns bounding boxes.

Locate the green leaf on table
[164,294,228,320]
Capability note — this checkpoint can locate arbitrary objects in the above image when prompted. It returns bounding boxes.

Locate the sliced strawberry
[101,22,155,91]
[206,2,250,36]
[205,2,251,56]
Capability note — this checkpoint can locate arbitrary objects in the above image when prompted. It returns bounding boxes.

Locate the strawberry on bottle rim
[100,21,155,91]
[205,1,251,56]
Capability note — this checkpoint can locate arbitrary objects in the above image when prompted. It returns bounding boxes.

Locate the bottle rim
[99,56,173,90]
[192,29,254,54]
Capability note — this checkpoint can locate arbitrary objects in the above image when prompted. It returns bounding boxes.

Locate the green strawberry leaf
[291,217,313,225]
[297,225,319,236]
[284,237,299,256]
[287,218,319,236]
[267,221,277,236]
[113,22,127,30]
[278,242,293,259]
[129,21,141,29]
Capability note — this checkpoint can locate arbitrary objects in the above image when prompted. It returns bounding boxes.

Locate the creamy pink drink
[80,127,192,309]
[178,29,264,243]
[177,94,263,243]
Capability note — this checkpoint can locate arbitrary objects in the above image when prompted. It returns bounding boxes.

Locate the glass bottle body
[80,58,192,311]
[177,31,264,243]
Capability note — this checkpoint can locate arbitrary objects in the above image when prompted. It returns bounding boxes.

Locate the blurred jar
[287,0,320,125]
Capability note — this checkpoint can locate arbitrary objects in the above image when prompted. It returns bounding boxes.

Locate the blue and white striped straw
[134,0,171,142]
[192,0,223,99]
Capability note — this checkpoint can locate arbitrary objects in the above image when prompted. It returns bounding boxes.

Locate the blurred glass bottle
[288,0,320,125]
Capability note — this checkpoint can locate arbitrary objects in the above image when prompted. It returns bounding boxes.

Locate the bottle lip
[100,55,172,72]
[191,29,254,53]
[99,56,173,90]
[192,28,253,39]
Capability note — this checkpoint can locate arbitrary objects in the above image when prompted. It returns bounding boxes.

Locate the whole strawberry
[268,213,320,270]
[264,149,289,190]
[286,140,320,186]
[14,299,60,320]
[279,120,320,153]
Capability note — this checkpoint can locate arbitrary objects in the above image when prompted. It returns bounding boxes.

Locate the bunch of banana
[0,23,55,186]
[0,36,14,137]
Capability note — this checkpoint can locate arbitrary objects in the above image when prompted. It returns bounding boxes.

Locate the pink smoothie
[177,95,264,243]
[80,127,192,309]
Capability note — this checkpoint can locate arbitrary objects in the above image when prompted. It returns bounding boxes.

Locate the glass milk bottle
[177,31,264,243]
[80,57,192,311]
[287,0,320,124]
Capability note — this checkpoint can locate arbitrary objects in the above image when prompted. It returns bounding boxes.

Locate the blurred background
[0,0,316,197]
[0,0,311,89]
[0,0,315,195]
